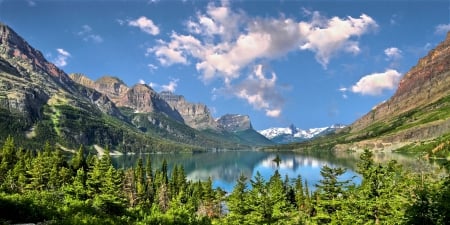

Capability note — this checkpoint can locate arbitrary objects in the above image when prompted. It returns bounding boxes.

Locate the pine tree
[135,158,146,204]
[0,136,16,184]
[248,171,271,224]
[314,165,350,224]
[226,173,249,224]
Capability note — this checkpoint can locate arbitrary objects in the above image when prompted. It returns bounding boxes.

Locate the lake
[111,150,436,193]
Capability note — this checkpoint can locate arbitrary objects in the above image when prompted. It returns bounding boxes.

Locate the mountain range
[1,21,450,155]
[259,124,345,144]
[0,22,271,152]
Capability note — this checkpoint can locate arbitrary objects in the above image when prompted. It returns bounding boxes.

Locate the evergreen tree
[135,158,146,204]
[226,173,249,225]
[314,165,350,224]
[248,171,272,224]
[0,136,16,183]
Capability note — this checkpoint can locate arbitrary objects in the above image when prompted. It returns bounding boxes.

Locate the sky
[1,0,449,131]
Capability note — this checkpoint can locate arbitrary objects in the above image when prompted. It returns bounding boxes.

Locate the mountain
[0,22,271,151]
[69,74,271,147]
[217,114,252,132]
[271,32,450,154]
[159,91,218,130]
[215,114,273,146]
[259,124,345,144]
[0,22,190,152]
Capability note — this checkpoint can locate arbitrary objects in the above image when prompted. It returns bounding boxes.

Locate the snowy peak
[259,124,345,144]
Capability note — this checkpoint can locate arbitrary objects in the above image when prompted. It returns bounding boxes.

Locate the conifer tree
[226,173,249,224]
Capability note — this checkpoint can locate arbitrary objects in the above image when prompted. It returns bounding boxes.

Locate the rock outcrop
[117,84,184,122]
[217,114,252,132]
[159,91,218,130]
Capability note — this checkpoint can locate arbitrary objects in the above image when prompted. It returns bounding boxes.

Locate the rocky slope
[159,91,218,130]
[70,75,271,146]
[216,114,252,132]
[0,22,184,151]
[335,32,450,151]
[0,23,120,120]
[270,32,450,152]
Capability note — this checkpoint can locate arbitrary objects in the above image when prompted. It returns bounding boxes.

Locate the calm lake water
[111,150,434,193]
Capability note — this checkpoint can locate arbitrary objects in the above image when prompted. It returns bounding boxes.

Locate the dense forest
[0,136,449,224]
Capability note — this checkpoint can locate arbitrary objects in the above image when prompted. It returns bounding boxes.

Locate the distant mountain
[70,74,271,147]
[217,114,273,146]
[259,124,345,144]
[159,91,218,130]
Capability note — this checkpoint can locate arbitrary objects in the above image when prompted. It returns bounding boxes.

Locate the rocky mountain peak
[0,23,69,82]
[94,76,129,100]
[217,114,252,132]
[159,91,218,130]
[69,73,95,88]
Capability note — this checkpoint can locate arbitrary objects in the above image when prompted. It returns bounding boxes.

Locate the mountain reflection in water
[111,150,429,193]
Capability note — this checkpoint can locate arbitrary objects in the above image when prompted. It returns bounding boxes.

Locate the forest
[0,136,449,225]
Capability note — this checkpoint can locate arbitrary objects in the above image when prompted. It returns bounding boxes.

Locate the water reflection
[111,150,427,193]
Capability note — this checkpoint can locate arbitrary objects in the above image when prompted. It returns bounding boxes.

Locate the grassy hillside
[267,94,450,158]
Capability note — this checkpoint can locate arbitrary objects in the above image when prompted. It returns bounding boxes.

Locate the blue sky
[1,0,449,130]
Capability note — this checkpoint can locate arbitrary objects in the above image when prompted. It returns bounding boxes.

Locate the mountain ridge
[0,22,271,151]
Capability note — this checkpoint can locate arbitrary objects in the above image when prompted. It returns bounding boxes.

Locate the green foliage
[0,139,449,224]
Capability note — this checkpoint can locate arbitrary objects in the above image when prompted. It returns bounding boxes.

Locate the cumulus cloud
[139,79,146,84]
[129,16,160,35]
[350,69,402,96]
[299,12,378,68]
[219,65,284,117]
[77,25,103,43]
[53,48,71,67]
[148,2,377,116]
[435,23,450,35]
[384,47,402,60]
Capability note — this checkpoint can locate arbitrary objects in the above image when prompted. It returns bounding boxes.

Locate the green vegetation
[0,103,202,154]
[267,94,450,155]
[0,137,449,224]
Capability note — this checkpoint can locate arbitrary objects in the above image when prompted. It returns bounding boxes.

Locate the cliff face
[117,84,183,122]
[159,91,218,130]
[217,114,252,132]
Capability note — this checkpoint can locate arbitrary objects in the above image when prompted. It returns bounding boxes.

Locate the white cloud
[222,64,284,117]
[148,2,377,117]
[350,69,402,96]
[161,79,179,92]
[139,79,146,84]
[77,25,103,43]
[435,23,450,35]
[299,12,378,68]
[384,47,402,60]
[53,48,71,67]
[149,79,179,92]
[129,16,160,35]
